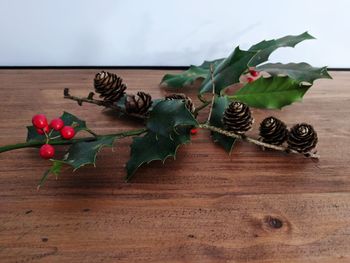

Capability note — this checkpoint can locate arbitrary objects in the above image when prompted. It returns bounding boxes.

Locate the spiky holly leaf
[59,136,117,170]
[37,136,117,187]
[27,112,87,142]
[199,47,257,94]
[38,161,63,189]
[209,96,236,153]
[248,32,315,66]
[257,62,332,84]
[126,129,190,181]
[231,76,311,109]
[160,65,208,88]
[147,100,198,137]
[198,58,225,69]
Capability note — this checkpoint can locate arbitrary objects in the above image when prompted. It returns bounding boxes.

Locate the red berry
[36,125,50,135]
[50,118,64,131]
[247,77,254,83]
[249,69,259,77]
[32,114,48,129]
[39,144,55,159]
[60,126,75,139]
[190,128,198,135]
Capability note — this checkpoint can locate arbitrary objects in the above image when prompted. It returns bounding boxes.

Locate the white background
[0,0,348,67]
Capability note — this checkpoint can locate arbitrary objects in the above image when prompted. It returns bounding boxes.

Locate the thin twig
[206,64,216,124]
[63,88,147,120]
[199,123,319,159]
[193,101,210,116]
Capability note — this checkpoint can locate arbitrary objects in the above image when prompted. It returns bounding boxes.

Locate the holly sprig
[161,32,331,108]
[0,32,330,187]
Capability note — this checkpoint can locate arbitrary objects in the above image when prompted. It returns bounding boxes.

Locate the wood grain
[0,70,349,262]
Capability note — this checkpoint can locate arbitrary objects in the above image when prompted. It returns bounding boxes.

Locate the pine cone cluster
[221,101,318,154]
[222,101,253,134]
[94,71,127,102]
[125,92,153,115]
[165,93,195,113]
[259,116,288,145]
[287,123,318,153]
[259,117,318,153]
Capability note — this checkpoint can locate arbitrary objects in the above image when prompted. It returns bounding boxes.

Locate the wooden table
[0,69,349,263]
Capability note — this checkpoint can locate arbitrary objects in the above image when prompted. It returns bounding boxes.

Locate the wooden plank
[0,70,349,262]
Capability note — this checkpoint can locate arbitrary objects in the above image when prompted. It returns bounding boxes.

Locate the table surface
[0,69,349,263]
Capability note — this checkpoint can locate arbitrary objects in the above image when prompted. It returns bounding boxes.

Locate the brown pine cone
[94,71,127,102]
[287,123,318,153]
[125,91,152,115]
[222,101,253,134]
[165,93,195,113]
[259,116,288,145]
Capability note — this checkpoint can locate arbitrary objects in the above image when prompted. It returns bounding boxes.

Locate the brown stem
[206,64,216,124]
[199,123,319,159]
[63,88,147,120]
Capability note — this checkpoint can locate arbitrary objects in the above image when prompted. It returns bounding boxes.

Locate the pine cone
[125,91,152,115]
[222,101,253,134]
[287,123,318,153]
[94,71,126,102]
[165,93,195,113]
[259,116,288,145]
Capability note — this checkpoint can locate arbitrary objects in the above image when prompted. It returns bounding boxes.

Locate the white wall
[0,0,348,67]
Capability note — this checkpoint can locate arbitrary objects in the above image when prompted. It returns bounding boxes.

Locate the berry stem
[0,128,147,154]
[199,123,319,159]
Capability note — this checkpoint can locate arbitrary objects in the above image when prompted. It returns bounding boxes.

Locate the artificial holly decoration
[32,114,48,129]
[60,126,75,140]
[190,128,198,135]
[259,116,288,146]
[0,32,330,187]
[39,144,55,159]
[125,91,153,115]
[50,118,64,131]
[94,71,127,102]
[36,125,50,135]
[165,93,196,114]
[222,101,254,134]
[287,123,318,153]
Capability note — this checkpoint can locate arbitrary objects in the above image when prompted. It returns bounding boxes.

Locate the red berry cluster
[32,114,76,159]
[246,68,260,83]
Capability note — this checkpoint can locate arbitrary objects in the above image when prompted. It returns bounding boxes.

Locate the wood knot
[264,216,283,229]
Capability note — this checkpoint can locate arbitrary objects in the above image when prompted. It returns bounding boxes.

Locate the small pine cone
[94,71,126,102]
[222,101,254,134]
[165,93,195,113]
[287,123,318,153]
[125,91,152,115]
[259,116,288,145]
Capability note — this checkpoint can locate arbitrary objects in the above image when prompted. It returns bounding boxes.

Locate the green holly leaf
[38,161,63,189]
[209,96,236,153]
[160,65,209,88]
[59,136,117,170]
[248,32,315,66]
[198,58,225,69]
[257,62,332,84]
[126,129,190,181]
[147,100,198,137]
[199,47,257,94]
[231,76,311,109]
[26,112,87,142]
